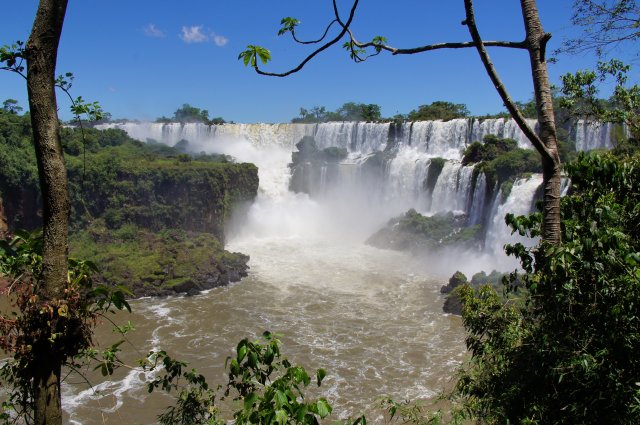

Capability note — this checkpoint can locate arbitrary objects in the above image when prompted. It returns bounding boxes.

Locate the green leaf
[244,392,259,410]
[275,389,288,408]
[237,343,248,362]
[275,409,288,425]
[315,399,332,418]
[316,368,327,386]
[278,17,300,36]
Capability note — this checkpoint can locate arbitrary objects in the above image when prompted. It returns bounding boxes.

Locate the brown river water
[60,140,471,424]
[62,235,466,424]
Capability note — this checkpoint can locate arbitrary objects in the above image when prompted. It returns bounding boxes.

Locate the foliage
[561,59,640,138]
[0,113,258,239]
[465,135,542,190]
[407,101,469,122]
[561,0,640,57]
[0,230,132,423]
[167,103,227,125]
[238,45,272,67]
[2,99,22,115]
[462,135,518,165]
[440,271,469,294]
[367,209,482,252]
[291,102,382,123]
[0,108,37,194]
[69,222,249,297]
[147,331,339,425]
[377,398,449,425]
[453,151,640,424]
[338,102,381,121]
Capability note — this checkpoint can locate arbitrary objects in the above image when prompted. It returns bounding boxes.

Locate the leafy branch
[146,331,340,425]
[560,59,640,137]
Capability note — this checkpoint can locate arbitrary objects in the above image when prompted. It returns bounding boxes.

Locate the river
[63,230,466,424]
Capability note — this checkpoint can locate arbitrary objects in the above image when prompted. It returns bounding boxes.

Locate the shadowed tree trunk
[25,0,69,423]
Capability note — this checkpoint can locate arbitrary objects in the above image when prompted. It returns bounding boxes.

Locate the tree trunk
[520,0,562,245]
[25,0,69,423]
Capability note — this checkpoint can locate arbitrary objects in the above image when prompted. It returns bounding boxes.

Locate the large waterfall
[97,118,614,269]
[62,118,618,424]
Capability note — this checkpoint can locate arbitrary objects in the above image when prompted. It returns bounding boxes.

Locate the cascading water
[470,117,538,149]
[468,173,487,226]
[62,119,614,424]
[574,120,614,151]
[485,174,544,260]
[97,117,614,257]
[430,162,474,214]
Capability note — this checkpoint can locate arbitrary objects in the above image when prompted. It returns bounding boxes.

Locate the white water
[97,118,614,263]
[485,174,543,260]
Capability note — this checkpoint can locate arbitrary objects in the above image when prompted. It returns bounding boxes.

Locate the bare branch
[462,0,553,161]
[291,20,339,44]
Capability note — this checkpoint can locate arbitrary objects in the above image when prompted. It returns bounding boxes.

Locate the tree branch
[291,20,338,44]
[349,36,527,55]
[462,0,552,160]
[253,0,361,77]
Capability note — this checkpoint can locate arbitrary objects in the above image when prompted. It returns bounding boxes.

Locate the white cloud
[179,25,229,46]
[143,23,165,38]
[180,26,208,43]
[212,34,229,47]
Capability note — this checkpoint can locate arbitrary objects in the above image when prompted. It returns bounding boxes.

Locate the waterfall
[386,148,432,211]
[407,119,469,158]
[98,119,615,268]
[313,122,390,153]
[468,173,487,226]
[470,117,537,148]
[574,120,614,151]
[485,174,543,257]
[430,162,474,214]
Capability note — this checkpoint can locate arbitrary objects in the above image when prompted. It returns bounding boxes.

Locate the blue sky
[0,1,635,123]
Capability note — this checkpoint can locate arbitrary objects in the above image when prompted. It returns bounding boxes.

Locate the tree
[407,101,469,121]
[336,101,381,121]
[454,150,640,423]
[561,59,640,138]
[240,0,563,245]
[22,2,70,423]
[291,102,381,122]
[560,0,640,57]
[172,103,209,123]
[2,98,23,114]
[0,1,109,423]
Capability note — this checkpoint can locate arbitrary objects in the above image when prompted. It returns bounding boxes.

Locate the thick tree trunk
[520,0,562,245]
[25,0,69,423]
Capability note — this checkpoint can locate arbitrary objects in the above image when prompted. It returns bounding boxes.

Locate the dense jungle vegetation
[0,106,259,297]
